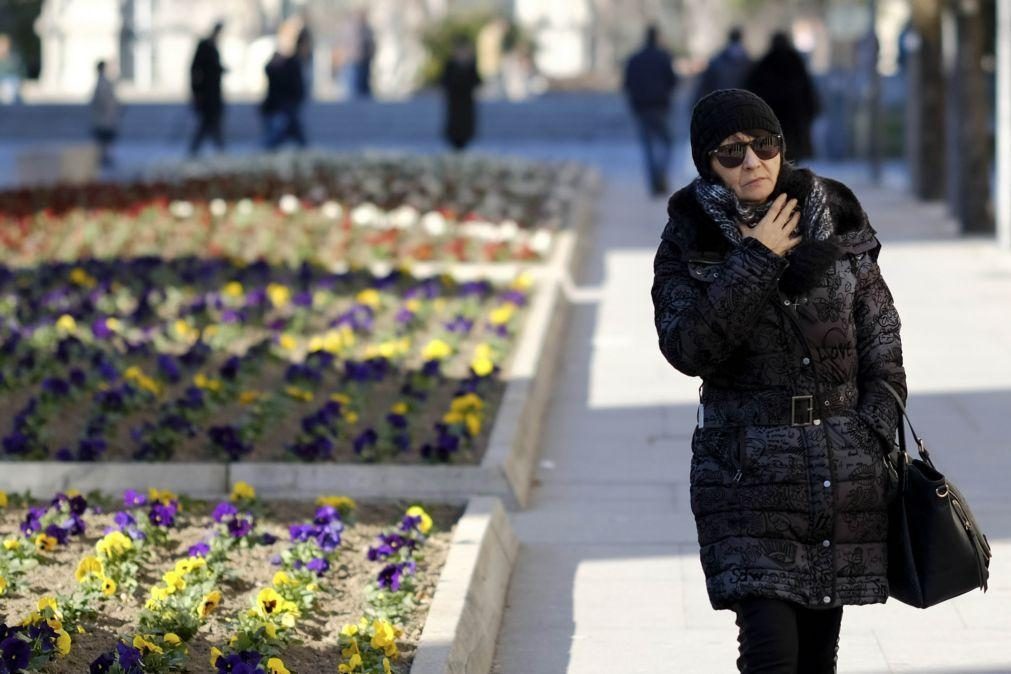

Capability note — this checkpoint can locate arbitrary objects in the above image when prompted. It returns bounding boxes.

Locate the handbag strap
[879,381,934,466]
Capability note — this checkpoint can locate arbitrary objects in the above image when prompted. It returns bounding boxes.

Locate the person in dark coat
[189,21,226,156]
[261,30,311,150]
[651,89,905,672]
[440,36,481,151]
[623,25,679,197]
[694,27,751,102]
[744,32,821,161]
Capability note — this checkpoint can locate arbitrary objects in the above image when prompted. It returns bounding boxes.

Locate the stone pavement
[490,150,1011,673]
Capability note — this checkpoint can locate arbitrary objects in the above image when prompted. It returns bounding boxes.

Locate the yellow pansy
[163,633,181,646]
[422,339,453,361]
[75,556,104,582]
[267,657,291,674]
[149,586,170,603]
[0,491,7,508]
[96,531,133,558]
[343,410,359,424]
[46,617,62,631]
[284,386,314,402]
[267,283,291,308]
[405,505,433,534]
[316,495,357,513]
[133,634,163,654]
[339,653,363,673]
[278,333,298,351]
[70,267,97,288]
[510,272,534,291]
[193,373,221,392]
[105,318,122,333]
[56,314,77,333]
[198,590,222,618]
[37,596,59,615]
[175,557,206,575]
[210,647,223,667]
[55,629,71,655]
[35,533,58,552]
[390,402,409,415]
[264,622,278,640]
[147,488,177,505]
[272,571,294,587]
[223,281,244,298]
[230,481,256,502]
[471,343,495,377]
[101,576,117,596]
[330,392,351,405]
[489,304,516,326]
[383,657,393,674]
[238,390,262,405]
[371,619,399,656]
[340,623,359,638]
[3,538,19,551]
[0,576,7,596]
[355,288,381,308]
[162,570,186,593]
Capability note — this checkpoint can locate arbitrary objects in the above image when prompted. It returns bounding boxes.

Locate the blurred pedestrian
[352,11,375,99]
[653,88,905,673]
[694,27,751,102]
[189,21,226,156]
[90,60,120,169]
[261,29,311,150]
[439,35,481,151]
[623,25,679,197]
[744,32,821,161]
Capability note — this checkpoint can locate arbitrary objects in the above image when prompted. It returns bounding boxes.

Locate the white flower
[321,201,343,220]
[499,220,520,240]
[421,211,448,237]
[209,199,228,217]
[351,203,383,228]
[530,230,553,255]
[279,194,300,215]
[460,220,497,241]
[169,200,194,219]
[389,205,419,230]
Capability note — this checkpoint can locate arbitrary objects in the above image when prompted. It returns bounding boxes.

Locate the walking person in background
[90,60,120,169]
[439,35,481,151]
[695,27,751,102]
[623,25,679,197]
[261,29,311,150]
[352,11,375,99]
[189,21,226,156]
[652,88,905,673]
[744,32,821,161]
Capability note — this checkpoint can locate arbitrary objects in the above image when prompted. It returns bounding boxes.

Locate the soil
[0,496,462,673]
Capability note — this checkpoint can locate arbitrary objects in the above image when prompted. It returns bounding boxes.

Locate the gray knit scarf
[692,173,839,296]
[692,175,834,245]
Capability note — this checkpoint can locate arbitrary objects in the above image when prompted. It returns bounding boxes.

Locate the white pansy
[279,194,300,215]
[530,230,553,255]
[460,220,498,241]
[209,199,228,217]
[421,211,448,237]
[321,201,343,220]
[389,205,419,230]
[169,201,194,219]
[351,203,383,228]
[499,220,520,240]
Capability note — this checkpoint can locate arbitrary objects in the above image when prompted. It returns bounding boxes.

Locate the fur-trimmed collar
[661,166,875,296]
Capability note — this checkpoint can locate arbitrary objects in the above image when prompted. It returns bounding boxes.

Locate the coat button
[783,299,791,306]
[822,539,830,547]
[822,595,832,604]
[823,480,831,488]
[802,357,811,365]
[813,419,821,426]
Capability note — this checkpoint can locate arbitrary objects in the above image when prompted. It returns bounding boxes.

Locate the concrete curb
[411,496,519,674]
[0,169,598,508]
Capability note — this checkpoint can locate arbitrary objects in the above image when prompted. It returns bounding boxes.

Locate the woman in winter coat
[651,88,906,673]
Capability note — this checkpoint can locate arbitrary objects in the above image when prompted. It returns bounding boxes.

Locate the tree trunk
[948,0,993,233]
[907,0,946,200]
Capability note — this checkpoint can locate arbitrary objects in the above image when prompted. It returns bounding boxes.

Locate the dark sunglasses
[708,134,784,168]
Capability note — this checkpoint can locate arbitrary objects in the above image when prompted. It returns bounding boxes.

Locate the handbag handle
[879,381,934,467]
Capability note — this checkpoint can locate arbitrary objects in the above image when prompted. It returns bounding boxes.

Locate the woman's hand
[738,193,802,257]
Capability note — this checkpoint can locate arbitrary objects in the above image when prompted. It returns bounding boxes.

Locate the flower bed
[0,153,588,267]
[0,259,532,465]
[0,485,461,673]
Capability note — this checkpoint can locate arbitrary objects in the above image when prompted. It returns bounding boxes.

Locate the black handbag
[881,381,992,608]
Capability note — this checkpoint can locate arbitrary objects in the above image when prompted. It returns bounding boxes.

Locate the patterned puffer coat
[651,167,906,611]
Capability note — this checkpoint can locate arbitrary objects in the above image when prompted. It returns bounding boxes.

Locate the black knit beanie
[690,89,784,181]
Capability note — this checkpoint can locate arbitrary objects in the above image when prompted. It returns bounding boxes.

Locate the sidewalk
[491,152,1011,673]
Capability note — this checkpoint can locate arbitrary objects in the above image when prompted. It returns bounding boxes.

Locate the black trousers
[190,107,224,155]
[733,598,843,673]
